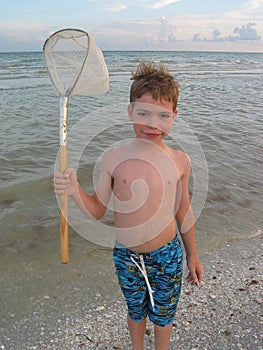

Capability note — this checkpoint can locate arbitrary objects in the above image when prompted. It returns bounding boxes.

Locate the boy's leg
[127,315,146,350]
[154,323,173,350]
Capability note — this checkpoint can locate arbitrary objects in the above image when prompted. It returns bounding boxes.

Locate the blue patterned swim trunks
[113,235,183,327]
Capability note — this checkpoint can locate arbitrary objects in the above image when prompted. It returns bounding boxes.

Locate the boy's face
[128,93,177,144]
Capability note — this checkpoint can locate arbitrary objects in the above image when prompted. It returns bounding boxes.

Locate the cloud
[193,23,261,43]
[168,33,177,42]
[158,16,177,42]
[104,3,127,12]
[159,16,168,41]
[212,29,221,40]
[0,23,55,51]
[95,0,181,11]
[234,23,261,40]
[246,0,263,10]
[143,0,181,9]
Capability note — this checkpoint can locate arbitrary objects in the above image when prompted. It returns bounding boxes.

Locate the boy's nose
[146,115,158,129]
[146,124,157,129]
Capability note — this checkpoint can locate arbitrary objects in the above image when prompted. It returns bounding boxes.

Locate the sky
[0,0,263,52]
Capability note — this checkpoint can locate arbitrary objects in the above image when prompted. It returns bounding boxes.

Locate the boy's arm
[71,181,109,220]
[54,150,113,220]
[175,154,203,285]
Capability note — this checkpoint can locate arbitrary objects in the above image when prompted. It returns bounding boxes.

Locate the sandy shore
[0,232,262,350]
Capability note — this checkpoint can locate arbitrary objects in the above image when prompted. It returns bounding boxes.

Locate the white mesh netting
[43,29,109,96]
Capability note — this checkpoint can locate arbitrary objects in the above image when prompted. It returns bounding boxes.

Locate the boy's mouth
[144,132,162,138]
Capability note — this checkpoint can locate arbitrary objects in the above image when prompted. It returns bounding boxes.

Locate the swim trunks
[113,235,183,327]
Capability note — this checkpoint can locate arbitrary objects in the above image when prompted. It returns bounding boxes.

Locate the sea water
[0,50,262,252]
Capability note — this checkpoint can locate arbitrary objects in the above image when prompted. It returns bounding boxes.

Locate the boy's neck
[134,136,167,149]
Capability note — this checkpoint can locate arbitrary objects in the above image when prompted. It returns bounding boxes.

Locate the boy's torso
[107,140,186,252]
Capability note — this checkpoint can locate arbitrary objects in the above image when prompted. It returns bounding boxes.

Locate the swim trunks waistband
[114,234,179,258]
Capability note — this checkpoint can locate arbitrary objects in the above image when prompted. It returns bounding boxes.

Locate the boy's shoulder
[102,143,128,159]
[168,146,190,163]
[167,147,191,173]
[99,144,129,170]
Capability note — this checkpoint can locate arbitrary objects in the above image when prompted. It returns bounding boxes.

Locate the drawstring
[130,254,155,309]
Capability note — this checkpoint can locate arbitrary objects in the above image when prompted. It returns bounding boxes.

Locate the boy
[54,62,203,350]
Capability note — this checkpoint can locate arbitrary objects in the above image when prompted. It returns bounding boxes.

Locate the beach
[0,50,262,349]
[0,231,262,350]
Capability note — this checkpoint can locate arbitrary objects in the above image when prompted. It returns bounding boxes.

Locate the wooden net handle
[59,145,68,263]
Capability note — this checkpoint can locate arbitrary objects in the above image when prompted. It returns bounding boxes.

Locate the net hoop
[43,28,109,97]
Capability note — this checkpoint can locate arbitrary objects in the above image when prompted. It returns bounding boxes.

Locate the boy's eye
[159,113,172,119]
[136,111,149,118]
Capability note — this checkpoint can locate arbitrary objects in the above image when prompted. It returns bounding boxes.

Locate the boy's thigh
[113,248,148,322]
[147,242,183,327]
[148,272,182,327]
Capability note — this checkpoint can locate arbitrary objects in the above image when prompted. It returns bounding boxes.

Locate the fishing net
[43,28,109,263]
[43,28,109,97]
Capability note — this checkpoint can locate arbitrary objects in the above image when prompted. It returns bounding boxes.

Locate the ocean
[0,50,263,257]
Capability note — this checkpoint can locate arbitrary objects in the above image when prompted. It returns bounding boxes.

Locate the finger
[53,179,70,195]
[190,269,198,284]
[186,271,194,284]
[54,171,65,179]
[54,171,71,184]
[64,168,75,178]
[186,269,198,285]
[196,267,204,283]
[54,187,68,195]
[54,182,68,190]
[54,180,69,188]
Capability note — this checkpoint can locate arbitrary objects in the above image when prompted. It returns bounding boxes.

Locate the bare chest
[112,158,178,201]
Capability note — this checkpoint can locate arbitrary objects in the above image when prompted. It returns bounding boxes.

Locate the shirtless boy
[54,62,203,350]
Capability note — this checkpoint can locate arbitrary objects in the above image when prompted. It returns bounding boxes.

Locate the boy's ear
[128,104,133,121]
[173,109,178,120]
